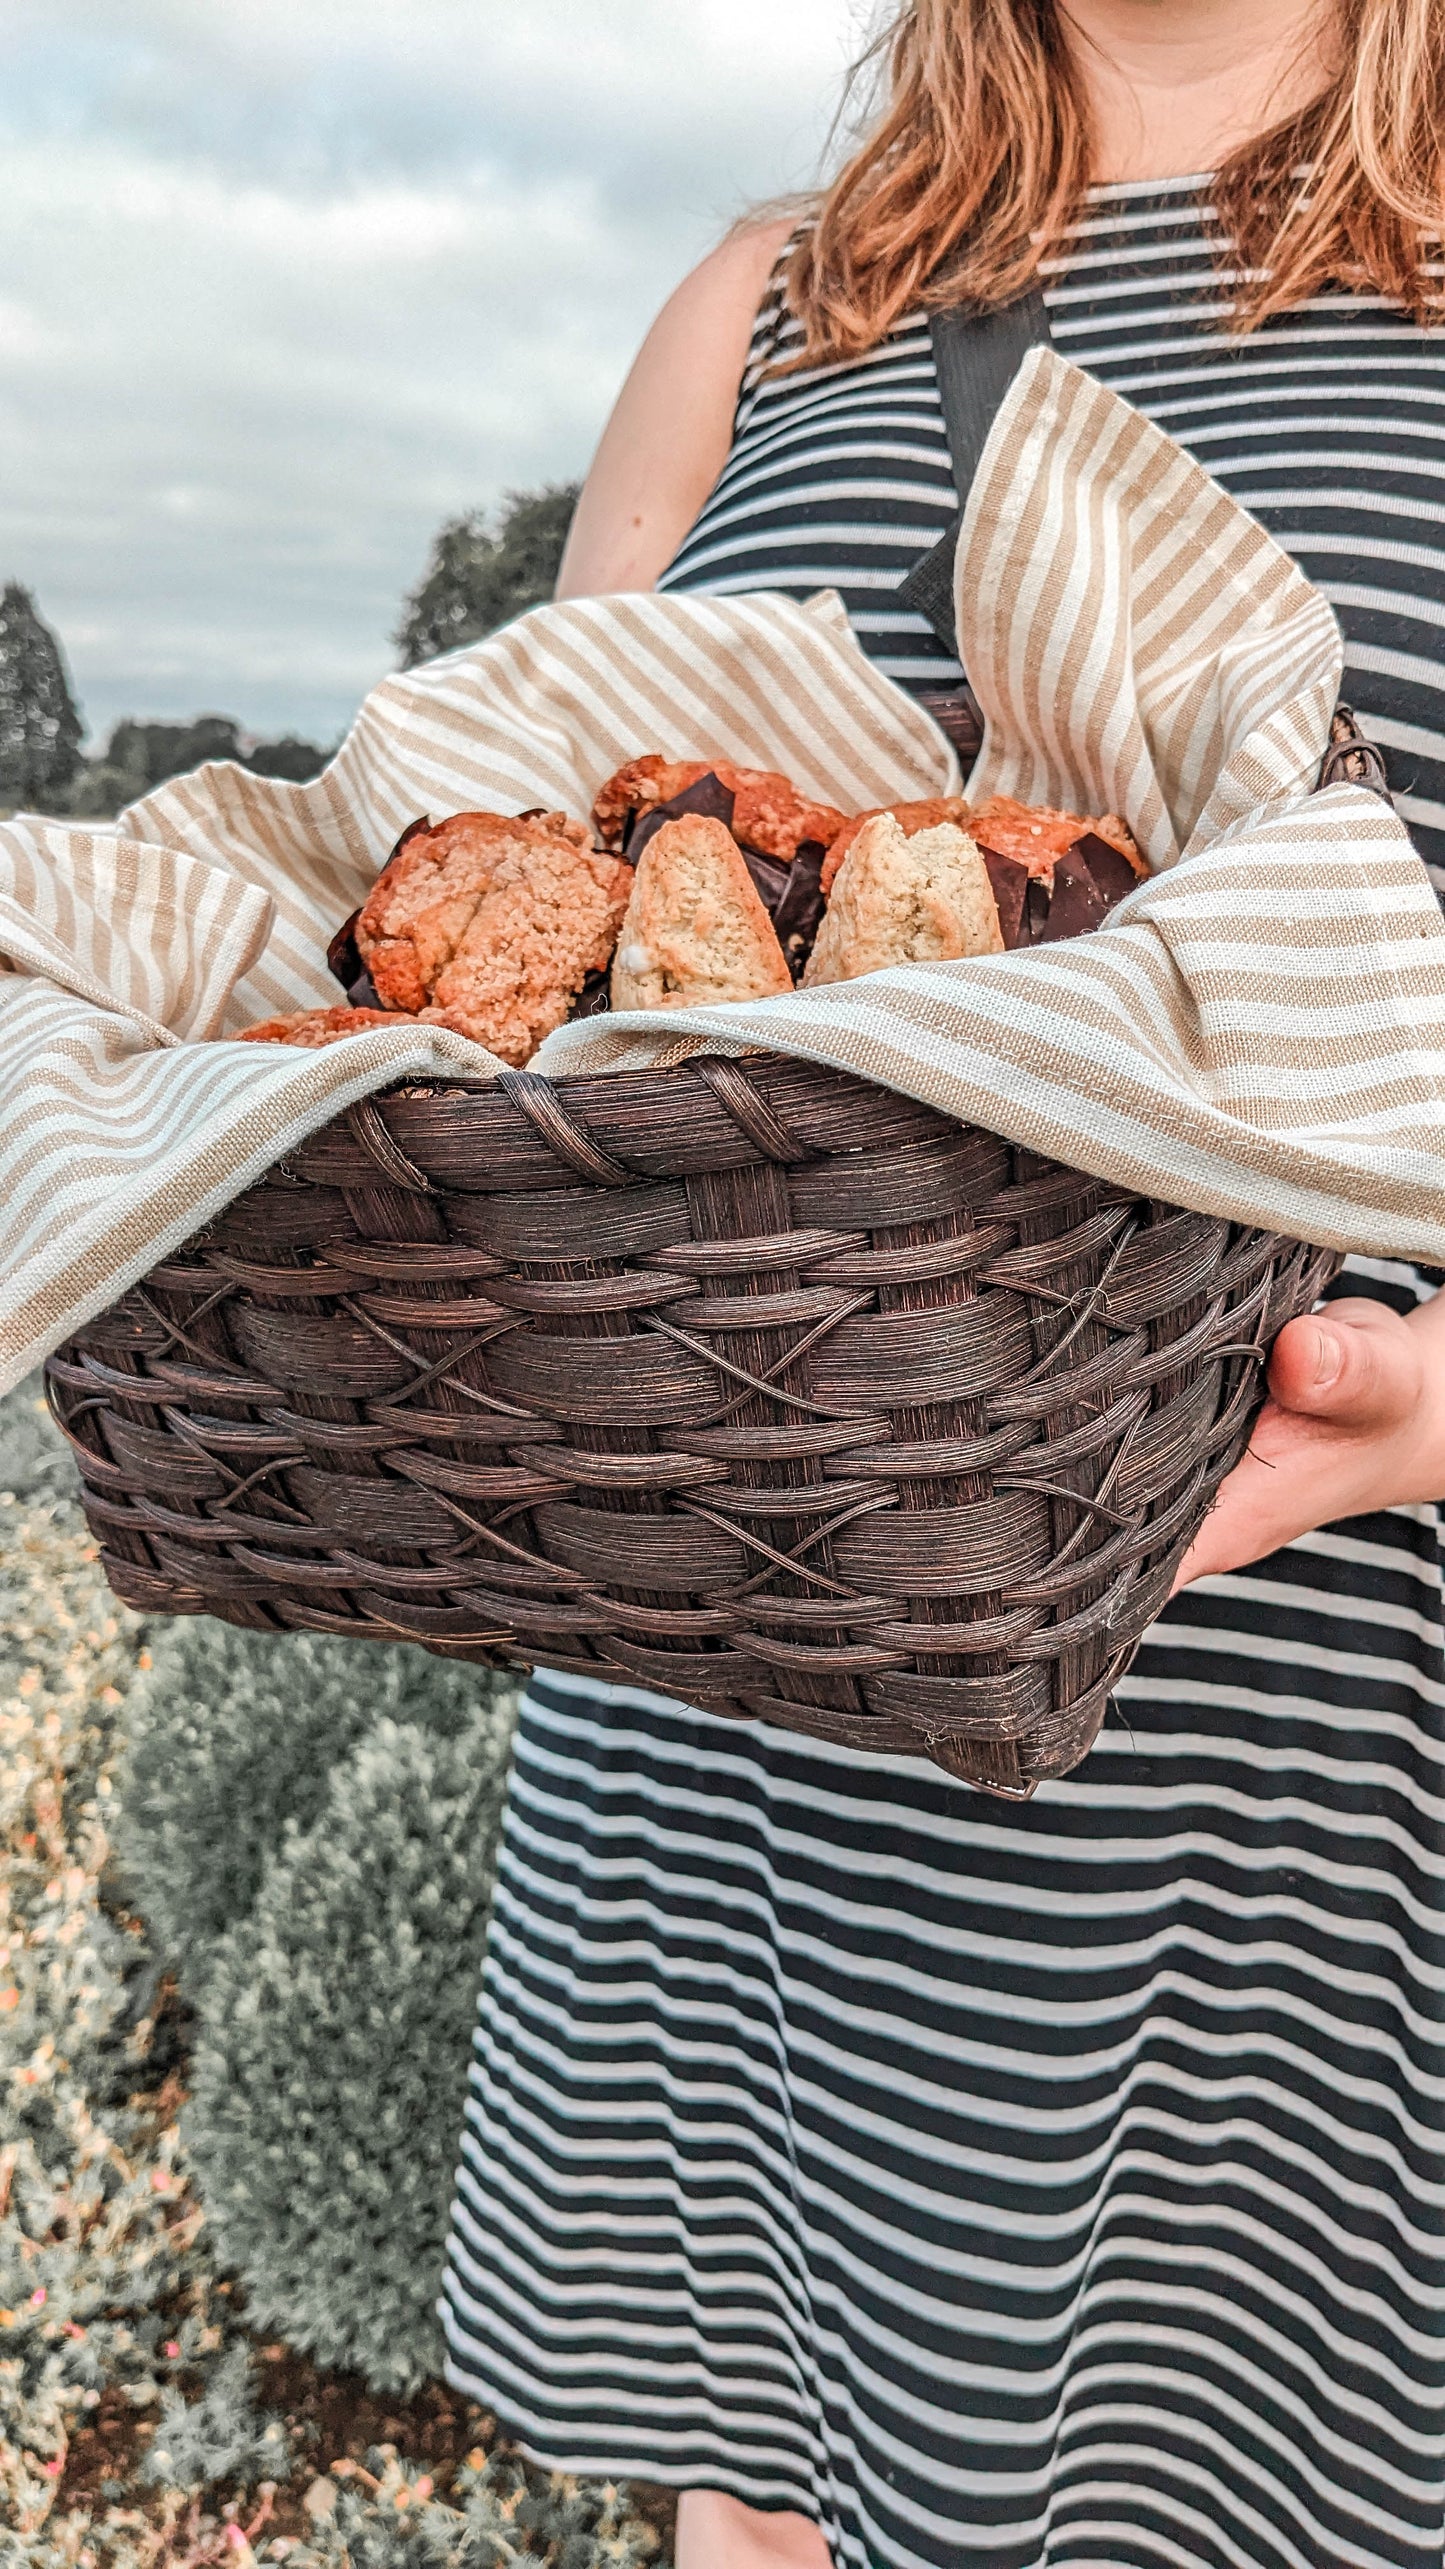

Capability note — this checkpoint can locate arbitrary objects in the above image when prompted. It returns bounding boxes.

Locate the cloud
[0,2,875,742]
[7,3,873,207]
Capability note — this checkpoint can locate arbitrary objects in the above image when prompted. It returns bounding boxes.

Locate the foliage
[113,1622,494,1995]
[0,1484,217,2550]
[245,735,331,784]
[0,1385,667,2567]
[115,1611,515,2382]
[64,719,330,821]
[447,2447,663,2568]
[305,2447,663,2569]
[0,582,83,806]
[395,486,580,668]
[107,717,249,793]
[180,1703,513,2390]
[141,2347,291,2496]
[0,1370,78,1510]
[18,1389,518,2395]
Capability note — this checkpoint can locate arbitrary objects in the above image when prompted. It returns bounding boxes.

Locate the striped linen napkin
[1,347,1442,1398]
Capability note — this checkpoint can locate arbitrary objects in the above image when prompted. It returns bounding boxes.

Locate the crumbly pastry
[804,814,1004,987]
[356,809,590,1013]
[419,830,633,1063]
[609,813,793,1011]
[593,755,847,863]
[235,1006,431,1048]
[967,795,1143,882]
[820,795,975,895]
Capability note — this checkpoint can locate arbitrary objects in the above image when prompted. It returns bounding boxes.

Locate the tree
[246,731,329,782]
[107,715,245,794]
[0,582,83,806]
[395,482,580,668]
[65,715,331,819]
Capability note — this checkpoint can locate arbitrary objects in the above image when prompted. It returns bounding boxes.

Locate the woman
[441,1,1445,2561]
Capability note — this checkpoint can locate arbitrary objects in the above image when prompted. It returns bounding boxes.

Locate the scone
[356,809,590,1013]
[594,756,847,863]
[236,1005,430,1048]
[804,814,1004,987]
[820,795,974,895]
[968,796,1143,880]
[419,830,633,1063]
[610,814,792,1010]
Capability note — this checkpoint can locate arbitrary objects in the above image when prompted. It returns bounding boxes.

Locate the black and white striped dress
[442,181,1445,2569]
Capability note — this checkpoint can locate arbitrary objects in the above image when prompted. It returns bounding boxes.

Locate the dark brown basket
[46,1052,1338,1798]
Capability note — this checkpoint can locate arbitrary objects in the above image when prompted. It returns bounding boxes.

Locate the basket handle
[1317,703,1393,803]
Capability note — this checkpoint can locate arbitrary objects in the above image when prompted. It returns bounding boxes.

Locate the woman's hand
[1172,1292,1445,1589]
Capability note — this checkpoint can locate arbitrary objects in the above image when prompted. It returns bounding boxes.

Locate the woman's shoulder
[658,216,800,363]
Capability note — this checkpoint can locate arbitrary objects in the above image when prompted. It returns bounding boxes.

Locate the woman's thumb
[1267,1303,1419,1428]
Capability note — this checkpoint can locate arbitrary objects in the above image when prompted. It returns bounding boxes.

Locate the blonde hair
[784,0,1445,364]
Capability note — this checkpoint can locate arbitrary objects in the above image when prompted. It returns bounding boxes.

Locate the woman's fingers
[1266,1299,1422,1430]
[1173,1294,1445,1592]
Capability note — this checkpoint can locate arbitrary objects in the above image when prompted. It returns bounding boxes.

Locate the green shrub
[140,2342,291,2493]
[3,1374,527,2405]
[115,1618,505,1992]
[183,1705,513,2389]
[304,2448,662,2569]
[0,1496,220,2548]
[0,1429,663,2564]
[0,1370,77,1509]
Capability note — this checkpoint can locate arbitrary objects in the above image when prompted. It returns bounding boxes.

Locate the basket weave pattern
[47,1056,1337,1797]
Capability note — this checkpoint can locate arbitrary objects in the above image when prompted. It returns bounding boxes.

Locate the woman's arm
[1174,1290,1445,1585]
[555,218,797,601]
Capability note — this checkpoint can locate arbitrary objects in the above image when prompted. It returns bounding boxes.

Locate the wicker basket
[45,1053,1337,1798]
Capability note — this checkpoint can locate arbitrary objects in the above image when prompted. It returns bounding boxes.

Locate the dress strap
[900,291,1053,658]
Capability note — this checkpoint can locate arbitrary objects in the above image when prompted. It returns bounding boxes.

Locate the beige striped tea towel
[1,345,1443,1399]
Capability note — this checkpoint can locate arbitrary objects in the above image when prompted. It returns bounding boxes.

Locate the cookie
[804,814,1004,986]
[609,813,793,1011]
[356,808,590,1013]
[968,796,1143,882]
[420,830,633,1064]
[593,756,847,863]
[820,795,975,895]
[235,1006,427,1048]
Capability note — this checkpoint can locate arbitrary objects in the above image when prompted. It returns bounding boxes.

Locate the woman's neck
[1059,0,1339,181]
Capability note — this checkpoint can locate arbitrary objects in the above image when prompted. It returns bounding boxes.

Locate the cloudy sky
[0,1,869,750]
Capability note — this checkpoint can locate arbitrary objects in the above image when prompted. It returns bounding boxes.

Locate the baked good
[804,814,1004,987]
[304,785,1140,1055]
[235,1006,432,1048]
[610,814,793,1010]
[355,809,591,1013]
[820,795,974,895]
[820,795,1144,897]
[417,829,633,1064]
[593,756,848,863]
[346,805,630,1063]
[968,796,1143,881]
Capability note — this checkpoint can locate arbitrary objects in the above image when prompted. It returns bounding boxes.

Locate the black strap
[899,288,1053,663]
[899,299,1398,819]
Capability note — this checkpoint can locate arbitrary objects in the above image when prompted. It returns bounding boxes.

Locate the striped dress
[441,181,1445,2569]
